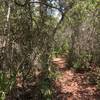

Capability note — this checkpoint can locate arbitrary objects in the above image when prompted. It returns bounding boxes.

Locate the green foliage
[73,53,93,69]
[40,79,52,100]
[40,73,53,100]
[94,67,100,89]
[0,71,16,100]
[40,64,60,100]
[48,70,60,80]
[52,40,69,57]
[65,0,99,27]
[0,72,8,99]
[73,60,81,69]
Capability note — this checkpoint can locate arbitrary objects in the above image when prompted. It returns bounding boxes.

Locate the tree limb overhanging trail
[14,0,74,36]
[14,0,63,13]
[51,1,74,40]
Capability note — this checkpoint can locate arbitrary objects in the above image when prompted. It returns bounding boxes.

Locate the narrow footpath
[52,57,100,100]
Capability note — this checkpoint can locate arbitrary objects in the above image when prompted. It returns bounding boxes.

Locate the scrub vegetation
[0,0,100,100]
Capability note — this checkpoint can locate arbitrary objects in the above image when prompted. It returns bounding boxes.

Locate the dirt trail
[52,57,100,100]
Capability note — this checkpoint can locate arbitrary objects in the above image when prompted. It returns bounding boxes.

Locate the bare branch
[7,3,11,22]
[14,0,63,13]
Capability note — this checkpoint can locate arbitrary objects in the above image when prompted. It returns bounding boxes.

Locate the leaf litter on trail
[52,58,100,100]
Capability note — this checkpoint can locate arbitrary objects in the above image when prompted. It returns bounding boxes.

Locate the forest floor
[6,57,100,100]
[53,58,100,100]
